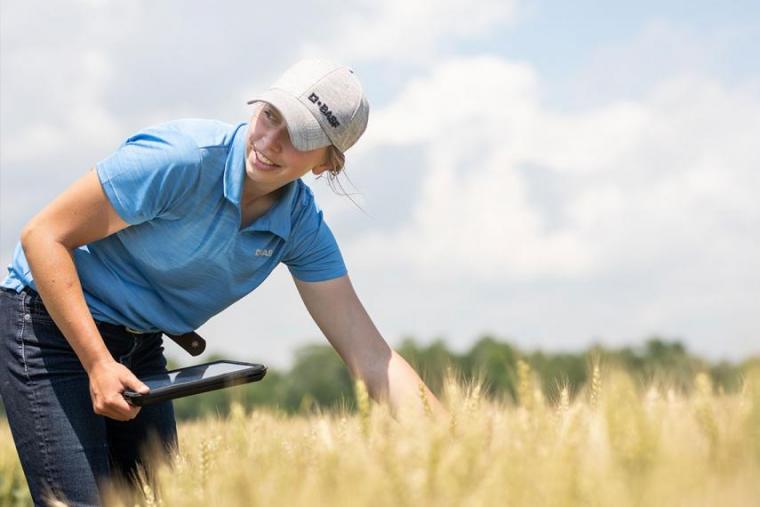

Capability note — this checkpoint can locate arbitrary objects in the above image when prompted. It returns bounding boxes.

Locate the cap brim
[247,89,331,152]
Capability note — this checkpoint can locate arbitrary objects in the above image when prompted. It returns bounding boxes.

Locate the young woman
[0,59,443,505]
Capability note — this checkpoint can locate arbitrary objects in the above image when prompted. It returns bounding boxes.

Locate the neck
[241,177,285,207]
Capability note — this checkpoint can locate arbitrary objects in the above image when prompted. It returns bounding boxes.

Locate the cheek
[279,152,312,172]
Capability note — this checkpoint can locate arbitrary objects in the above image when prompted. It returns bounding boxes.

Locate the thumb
[122,371,150,394]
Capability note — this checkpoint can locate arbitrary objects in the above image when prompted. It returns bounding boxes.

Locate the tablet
[123,360,267,406]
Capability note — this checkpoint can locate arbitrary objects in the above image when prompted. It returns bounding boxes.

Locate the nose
[259,124,287,154]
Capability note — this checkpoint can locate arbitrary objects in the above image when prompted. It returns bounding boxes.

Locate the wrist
[82,354,116,375]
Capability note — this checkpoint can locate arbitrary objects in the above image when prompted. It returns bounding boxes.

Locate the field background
[2,339,760,506]
[3,1,759,504]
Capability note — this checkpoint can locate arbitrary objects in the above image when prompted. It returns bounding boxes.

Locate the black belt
[163,331,206,356]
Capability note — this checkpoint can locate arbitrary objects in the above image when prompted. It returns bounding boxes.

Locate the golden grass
[1,420,29,506]
[3,366,760,506]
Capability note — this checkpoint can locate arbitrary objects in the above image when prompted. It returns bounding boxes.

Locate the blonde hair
[319,145,364,211]
[325,144,346,176]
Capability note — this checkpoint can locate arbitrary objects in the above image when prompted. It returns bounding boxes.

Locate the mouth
[252,146,281,170]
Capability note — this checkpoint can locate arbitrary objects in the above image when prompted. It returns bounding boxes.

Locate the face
[244,103,330,191]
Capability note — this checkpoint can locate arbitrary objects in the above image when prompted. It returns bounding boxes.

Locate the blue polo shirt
[1,119,347,334]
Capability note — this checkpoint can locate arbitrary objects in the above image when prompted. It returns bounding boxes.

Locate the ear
[311,162,332,176]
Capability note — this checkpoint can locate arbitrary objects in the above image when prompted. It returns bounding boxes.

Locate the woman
[0,59,443,505]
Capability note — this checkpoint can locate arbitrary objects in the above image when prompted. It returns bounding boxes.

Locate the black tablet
[123,360,267,406]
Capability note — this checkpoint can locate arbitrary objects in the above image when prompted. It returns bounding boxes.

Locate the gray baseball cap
[247,59,370,153]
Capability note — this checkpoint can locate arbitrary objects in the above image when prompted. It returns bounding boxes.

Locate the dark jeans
[0,287,177,506]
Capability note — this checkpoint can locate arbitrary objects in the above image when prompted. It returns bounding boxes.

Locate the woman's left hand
[293,274,446,417]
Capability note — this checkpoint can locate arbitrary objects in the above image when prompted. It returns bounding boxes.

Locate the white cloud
[303,0,519,63]
[1,48,119,165]
[344,56,760,287]
[356,56,538,150]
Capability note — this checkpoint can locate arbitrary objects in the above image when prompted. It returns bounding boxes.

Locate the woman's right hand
[88,359,150,421]
[19,168,148,420]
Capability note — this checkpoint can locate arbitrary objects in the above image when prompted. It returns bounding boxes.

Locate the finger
[122,404,140,421]
[99,391,142,420]
[125,404,142,420]
[122,371,150,395]
[106,401,142,421]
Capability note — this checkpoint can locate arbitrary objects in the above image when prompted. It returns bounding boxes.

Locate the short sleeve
[282,191,347,282]
[96,124,202,225]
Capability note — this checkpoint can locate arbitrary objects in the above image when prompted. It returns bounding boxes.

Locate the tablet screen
[140,361,262,390]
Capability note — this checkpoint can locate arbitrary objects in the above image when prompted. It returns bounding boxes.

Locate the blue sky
[1,0,758,367]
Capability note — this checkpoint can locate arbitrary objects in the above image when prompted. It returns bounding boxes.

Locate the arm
[20,168,148,421]
[293,274,445,417]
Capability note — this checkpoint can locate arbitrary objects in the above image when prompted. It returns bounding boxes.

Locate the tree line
[170,335,757,419]
[1,336,757,420]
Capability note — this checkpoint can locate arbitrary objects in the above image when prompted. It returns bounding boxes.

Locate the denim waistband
[14,285,158,337]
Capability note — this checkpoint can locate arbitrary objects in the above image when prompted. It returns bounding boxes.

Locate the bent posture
[0,59,442,506]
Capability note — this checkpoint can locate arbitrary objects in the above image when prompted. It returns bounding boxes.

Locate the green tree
[279,344,354,412]
[461,336,518,401]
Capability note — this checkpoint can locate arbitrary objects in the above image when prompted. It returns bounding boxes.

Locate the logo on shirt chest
[255,248,274,257]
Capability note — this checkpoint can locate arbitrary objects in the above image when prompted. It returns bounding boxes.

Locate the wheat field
[2,364,760,506]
